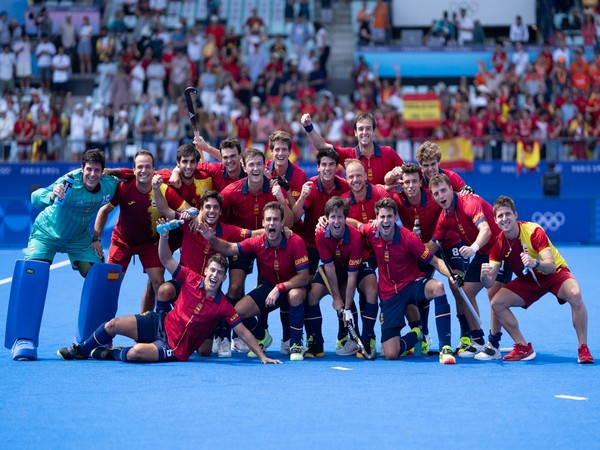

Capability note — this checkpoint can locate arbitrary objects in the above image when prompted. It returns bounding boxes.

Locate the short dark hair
[316,146,339,165]
[201,190,223,208]
[207,253,229,273]
[242,147,265,165]
[81,148,106,170]
[354,112,377,131]
[401,163,423,180]
[374,198,398,216]
[176,144,200,163]
[269,130,293,152]
[220,137,242,154]
[263,201,284,220]
[493,195,516,216]
[324,196,349,218]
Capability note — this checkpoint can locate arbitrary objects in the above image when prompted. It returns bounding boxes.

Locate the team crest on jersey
[253,204,259,215]
[379,312,384,324]
[204,244,211,254]
[335,248,341,259]
[194,303,204,314]
[384,250,389,262]
[273,259,279,271]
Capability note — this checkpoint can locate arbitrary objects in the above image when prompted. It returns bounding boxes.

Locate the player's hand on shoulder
[168,170,182,189]
[283,226,294,238]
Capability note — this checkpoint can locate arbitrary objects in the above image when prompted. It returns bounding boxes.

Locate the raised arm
[197,222,241,257]
[157,221,178,275]
[300,113,328,150]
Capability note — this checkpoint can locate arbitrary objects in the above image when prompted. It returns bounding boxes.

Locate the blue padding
[76,263,123,343]
[4,260,50,348]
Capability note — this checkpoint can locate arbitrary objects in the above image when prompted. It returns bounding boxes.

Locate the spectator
[285,0,296,23]
[57,13,77,63]
[186,26,204,80]
[0,44,15,95]
[96,26,115,63]
[146,56,166,103]
[13,34,32,93]
[457,8,474,46]
[14,107,34,161]
[581,11,596,47]
[50,45,70,103]
[205,15,225,49]
[137,105,159,157]
[472,20,485,44]
[0,11,9,48]
[509,15,529,44]
[35,34,56,93]
[245,7,266,38]
[77,16,94,74]
[97,55,117,107]
[110,110,129,162]
[552,38,571,67]
[69,103,87,162]
[371,0,390,44]
[33,109,52,161]
[314,22,331,76]
[290,13,311,58]
[511,41,530,78]
[160,111,180,164]
[0,103,14,160]
[357,14,373,46]
[89,104,109,154]
[169,50,191,100]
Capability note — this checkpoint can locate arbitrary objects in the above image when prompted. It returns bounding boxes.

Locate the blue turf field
[0,246,598,449]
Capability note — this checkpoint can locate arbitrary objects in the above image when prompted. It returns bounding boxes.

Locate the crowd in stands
[0,1,599,163]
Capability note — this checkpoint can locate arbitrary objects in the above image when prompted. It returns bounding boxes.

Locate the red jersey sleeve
[530,225,551,254]
[109,182,124,207]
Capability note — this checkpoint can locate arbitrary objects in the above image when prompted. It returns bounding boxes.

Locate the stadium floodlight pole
[317,266,375,360]
[184,86,204,163]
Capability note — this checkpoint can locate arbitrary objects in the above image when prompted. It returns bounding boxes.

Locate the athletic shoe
[212,337,221,354]
[218,337,232,358]
[421,334,432,355]
[232,337,250,353]
[439,345,456,365]
[503,342,536,361]
[457,341,484,358]
[578,343,594,364]
[456,336,471,355]
[11,339,37,361]
[336,337,358,356]
[304,336,325,358]
[280,339,290,355]
[357,338,377,360]
[57,344,88,361]
[402,327,422,356]
[474,341,501,361]
[290,343,304,361]
[90,346,122,360]
[247,330,273,358]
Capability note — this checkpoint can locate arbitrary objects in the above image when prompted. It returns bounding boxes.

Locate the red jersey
[336,143,404,185]
[197,161,246,192]
[300,176,350,248]
[341,183,390,224]
[394,188,460,247]
[266,159,307,201]
[110,181,185,246]
[316,224,368,271]
[360,222,432,301]
[432,193,501,255]
[238,233,309,285]
[180,221,252,274]
[423,168,466,192]
[165,265,241,361]
[489,221,568,282]
[14,118,35,145]
[221,177,287,230]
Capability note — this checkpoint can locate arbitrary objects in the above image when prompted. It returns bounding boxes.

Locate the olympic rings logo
[531,211,566,231]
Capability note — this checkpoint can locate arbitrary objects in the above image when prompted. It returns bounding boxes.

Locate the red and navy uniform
[432,192,500,256]
[165,265,241,361]
[109,181,185,271]
[221,176,288,230]
[341,183,390,224]
[180,221,252,275]
[197,161,246,192]
[237,233,309,286]
[300,175,350,250]
[316,224,368,272]
[423,167,466,192]
[266,159,307,201]
[336,143,403,185]
[360,222,432,301]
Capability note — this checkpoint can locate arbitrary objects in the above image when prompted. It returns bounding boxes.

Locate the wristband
[160,233,169,240]
[174,211,181,220]
[276,283,286,293]
[470,243,480,253]
[533,259,540,269]
[91,236,101,242]
[303,123,314,133]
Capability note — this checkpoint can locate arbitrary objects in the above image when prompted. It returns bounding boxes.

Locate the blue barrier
[0,161,598,246]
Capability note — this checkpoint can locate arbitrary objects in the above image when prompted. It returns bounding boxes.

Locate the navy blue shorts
[248,283,304,314]
[464,252,512,284]
[134,311,177,361]
[419,243,466,279]
[307,246,320,276]
[312,263,376,291]
[379,278,428,342]
[229,253,254,275]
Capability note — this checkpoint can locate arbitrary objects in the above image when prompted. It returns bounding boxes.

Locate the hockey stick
[184,86,204,163]
[434,242,483,326]
[317,266,375,360]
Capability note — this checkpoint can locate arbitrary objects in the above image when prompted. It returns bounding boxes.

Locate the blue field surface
[0,246,598,449]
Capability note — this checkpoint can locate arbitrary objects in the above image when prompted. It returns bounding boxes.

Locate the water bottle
[182,207,199,218]
[55,174,75,206]
[157,219,184,234]
[412,218,421,239]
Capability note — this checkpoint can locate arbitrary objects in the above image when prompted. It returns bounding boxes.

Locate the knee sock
[155,300,173,314]
[470,328,485,345]
[289,303,304,347]
[399,329,420,356]
[408,319,422,330]
[457,313,470,337]
[80,322,113,355]
[113,346,132,362]
[305,304,323,343]
[433,295,451,348]
[337,315,347,341]
[488,330,502,349]
[280,306,290,342]
[418,302,430,335]
[242,317,265,341]
[258,309,269,332]
[360,302,378,343]
[220,322,231,340]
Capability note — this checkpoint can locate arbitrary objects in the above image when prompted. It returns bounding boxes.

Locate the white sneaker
[458,341,485,358]
[280,339,290,355]
[212,337,221,354]
[474,341,501,361]
[232,337,250,353]
[336,338,359,356]
[218,337,232,358]
[12,339,37,361]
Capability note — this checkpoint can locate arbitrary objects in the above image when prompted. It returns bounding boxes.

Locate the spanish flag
[107,270,120,282]
[516,139,540,174]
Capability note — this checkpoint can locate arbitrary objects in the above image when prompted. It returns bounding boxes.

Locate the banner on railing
[438,137,474,171]
[402,94,441,128]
